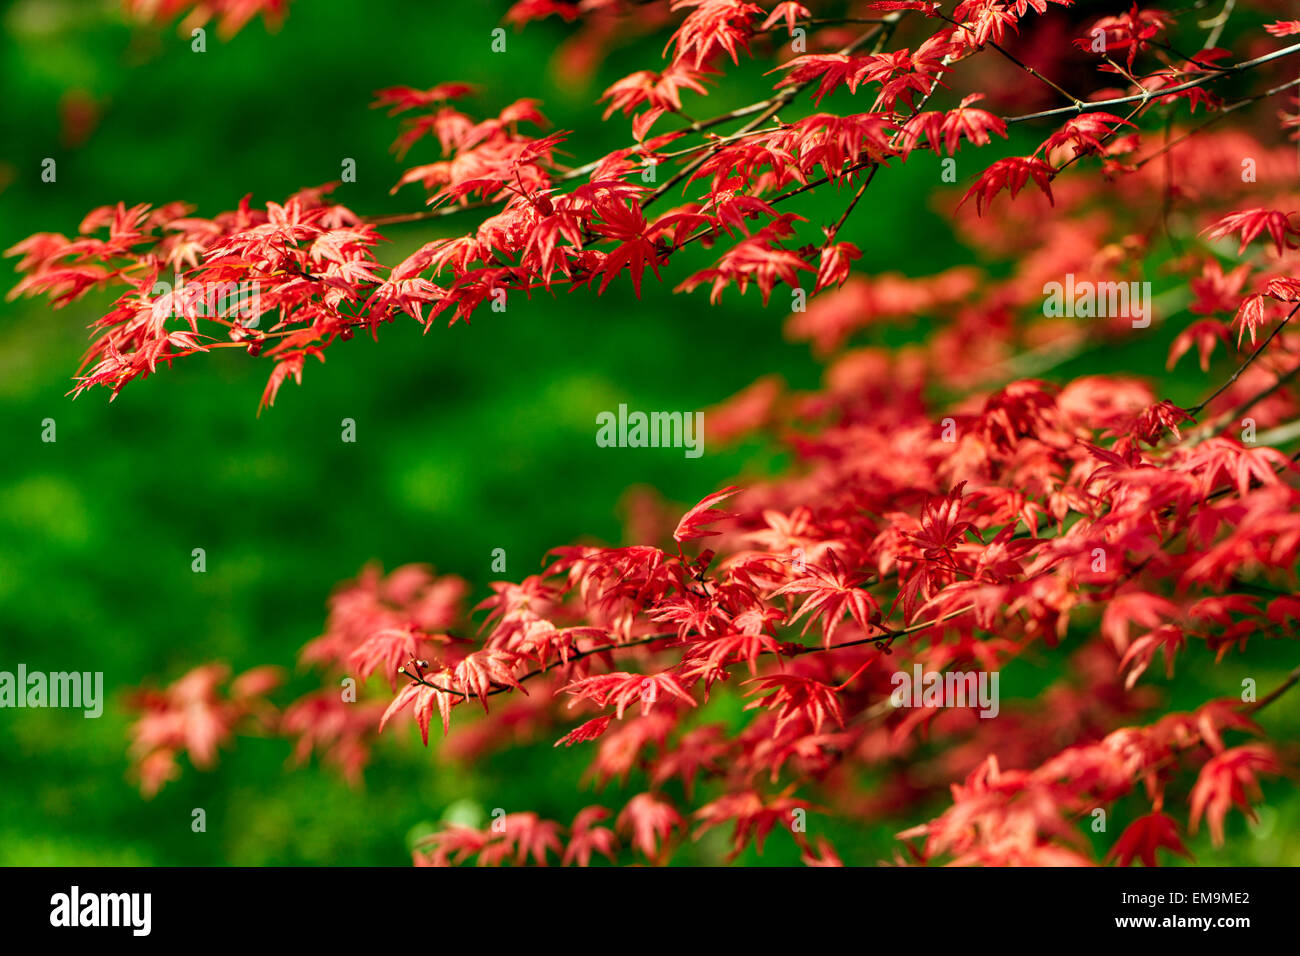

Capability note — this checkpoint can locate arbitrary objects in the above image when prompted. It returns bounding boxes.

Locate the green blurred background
[0,0,1295,865]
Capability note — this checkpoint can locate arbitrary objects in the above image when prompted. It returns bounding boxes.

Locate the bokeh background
[0,0,1296,865]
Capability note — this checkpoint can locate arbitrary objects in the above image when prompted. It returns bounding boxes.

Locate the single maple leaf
[673,485,742,542]
[959,157,1055,215]
[1105,812,1192,867]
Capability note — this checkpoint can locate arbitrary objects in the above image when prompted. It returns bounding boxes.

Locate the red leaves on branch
[380,676,455,745]
[600,64,715,140]
[1037,113,1134,159]
[742,672,852,734]
[664,0,764,69]
[695,787,808,858]
[772,553,879,646]
[902,94,1007,155]
[414,811,564,866]
[673,485,741,542]
[1105,812,1192,867]
[372,83,476,116]
[1074,5,1173,67]
[1189,745,1282,846]
[555,715,614,747]
[959,156,1055,214]
[562,671,697,718]
[1202,208,1300,257]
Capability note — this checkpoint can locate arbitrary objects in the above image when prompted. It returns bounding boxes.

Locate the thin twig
[1003,42,1300,124]
[1186,303,1300,418]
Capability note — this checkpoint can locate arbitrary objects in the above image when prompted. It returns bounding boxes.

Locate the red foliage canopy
[15,0,1300,865]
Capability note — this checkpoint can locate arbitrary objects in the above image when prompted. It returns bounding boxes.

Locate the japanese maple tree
[11,0,1300,865]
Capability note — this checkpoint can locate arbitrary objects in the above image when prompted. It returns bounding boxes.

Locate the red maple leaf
[1105,812,1192,867]
[771,551,880,646]
[1202,208,1300,256]
[1189,744,1281,846]
[959,157,1055,215]
[673,485,741,542]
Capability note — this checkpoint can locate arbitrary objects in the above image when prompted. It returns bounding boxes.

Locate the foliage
[9,0,1300,866]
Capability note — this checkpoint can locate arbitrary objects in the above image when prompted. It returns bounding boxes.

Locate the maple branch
[641,16,900,213]
[763,17,890,34]
[653,124,786,160]
[1133,76,1300,170]
[1050,98,1148,177]
[821,166,877,245]
[936,11,1084,109]
[669,152,869,251]
[403,630,679,699]
[1186,303,1300,419]
[1220,359,1300,432]
[366,89,803,226]
[1002,41,1300,125]
[677,16,955,251]
[1148,40,1233,75]
[831,606,972,648]
[1248,661,1300,714]
[364,16,911,227]
[368,198,496,226]
[401,596,967,706]
[771,158,875,203]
